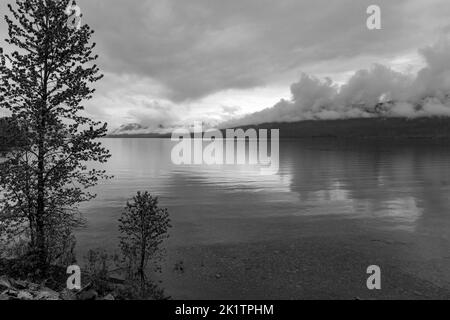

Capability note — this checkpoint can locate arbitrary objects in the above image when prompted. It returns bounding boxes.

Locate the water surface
[76,138,450,251]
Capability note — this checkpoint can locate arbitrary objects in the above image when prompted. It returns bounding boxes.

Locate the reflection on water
[76,138,450,253]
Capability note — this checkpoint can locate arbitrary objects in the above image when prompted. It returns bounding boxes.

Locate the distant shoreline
[107,117,450,140]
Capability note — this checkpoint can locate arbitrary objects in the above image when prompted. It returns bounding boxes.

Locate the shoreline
[160,215,450,300]
[107,117,450,140]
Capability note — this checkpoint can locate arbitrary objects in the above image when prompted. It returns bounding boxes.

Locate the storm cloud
[76,0,450,102]
[225,37,450,126]
[1,0,450,128]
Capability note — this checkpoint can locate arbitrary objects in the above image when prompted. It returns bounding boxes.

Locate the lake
[75,138,450,299]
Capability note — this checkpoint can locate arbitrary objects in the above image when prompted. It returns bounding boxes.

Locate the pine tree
[119,192,171,291]
[0,0,110,269]
[0,117,22,151]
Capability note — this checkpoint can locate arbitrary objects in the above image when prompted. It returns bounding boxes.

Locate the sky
[1,0,450,132]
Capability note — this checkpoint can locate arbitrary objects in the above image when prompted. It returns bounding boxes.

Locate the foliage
[83,249,120,295]
[0,239,69,289]
[0,0,110,269]
[116,278,166,300]
[83,248,167,300]
[118,191,171,295]
[0,117,23,151]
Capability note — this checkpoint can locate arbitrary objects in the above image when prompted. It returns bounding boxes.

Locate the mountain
[111,123,148,135]
[107,117,450,139]
[109,121,221,138]
[238,117,450,139]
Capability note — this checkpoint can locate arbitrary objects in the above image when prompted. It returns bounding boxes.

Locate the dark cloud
[1,0,449,126]
[74,0,449,101]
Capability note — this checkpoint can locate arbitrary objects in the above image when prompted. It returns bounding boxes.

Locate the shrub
[118,191,171,297]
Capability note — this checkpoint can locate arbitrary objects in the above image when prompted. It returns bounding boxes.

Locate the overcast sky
[1,0,450,130]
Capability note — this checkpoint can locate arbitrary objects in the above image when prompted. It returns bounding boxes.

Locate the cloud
[2,0,450,127]
[226,37,450,126]
[75,0,450,101]
[221,106,241,116]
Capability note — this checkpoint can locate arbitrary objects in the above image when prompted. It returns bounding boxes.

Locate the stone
[2,289,18,298]
[77,289,98,301]
[17,291,34,300]
[35,288,60,300]
[0,276,12,290]
[28,283,40,291]
[0,294,10,300]
[102,294,115,300]
[60,289,77,301]
[13,280,28,289]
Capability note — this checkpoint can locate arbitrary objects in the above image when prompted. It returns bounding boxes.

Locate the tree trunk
[36,15,50,270]
[140,243,146,280]
[36,125,47,269]
[139,211,147,294]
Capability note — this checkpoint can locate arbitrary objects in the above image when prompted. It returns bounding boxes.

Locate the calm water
[75,138,450,254]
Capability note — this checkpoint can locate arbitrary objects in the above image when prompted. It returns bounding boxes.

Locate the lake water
[74,138,450,297]
[77,138,450,246]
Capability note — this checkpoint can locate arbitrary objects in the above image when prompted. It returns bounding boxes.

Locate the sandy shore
[160,215,450,300]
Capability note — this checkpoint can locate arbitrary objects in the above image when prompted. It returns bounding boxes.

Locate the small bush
[118,191,171,298]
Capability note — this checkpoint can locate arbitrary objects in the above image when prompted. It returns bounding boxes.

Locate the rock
[0,294,10,301]
[28,283,40,291]
[215,273,222,279]
[174,261,185,274]
[102,294,115,300]
[0,276,12,290]
[17,291,34,300]
[13,280,28,289]
[60,289,77,301]
[77,289,98,301]
[413,291,423,296]
[2,289,18,298]
[35,288,60,300]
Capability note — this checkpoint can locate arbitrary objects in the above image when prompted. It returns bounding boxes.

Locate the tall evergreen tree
[0,0,110,268]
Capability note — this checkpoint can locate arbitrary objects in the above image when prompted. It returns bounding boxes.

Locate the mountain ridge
[107,117,450,139]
